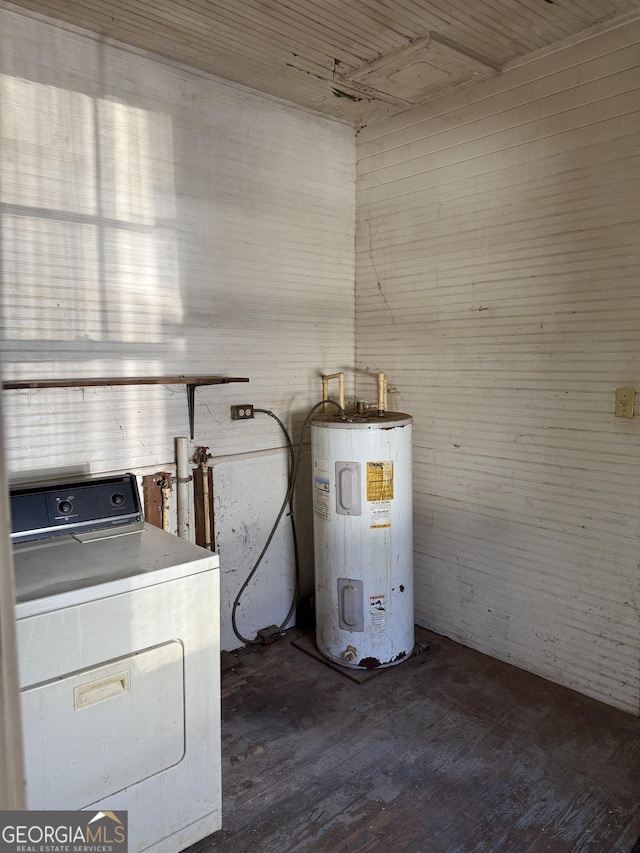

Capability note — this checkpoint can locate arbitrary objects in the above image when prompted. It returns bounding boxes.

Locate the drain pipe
[175,437,191,540]
[194,446,213,551]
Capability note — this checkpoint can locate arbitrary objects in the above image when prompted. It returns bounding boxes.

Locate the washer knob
[58,499,73,515]
[111,492,125,507]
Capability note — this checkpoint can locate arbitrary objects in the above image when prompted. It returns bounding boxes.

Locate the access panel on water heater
[334,461,362,516]
[337,578,364,631]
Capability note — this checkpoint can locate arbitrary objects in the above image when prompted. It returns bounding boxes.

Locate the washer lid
[13,523,219,616]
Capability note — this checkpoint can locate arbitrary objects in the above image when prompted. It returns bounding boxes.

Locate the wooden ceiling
[6,0,640,125]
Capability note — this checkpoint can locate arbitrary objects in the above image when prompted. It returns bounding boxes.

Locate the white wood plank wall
[356,21,640,713]
[0,7,355,649]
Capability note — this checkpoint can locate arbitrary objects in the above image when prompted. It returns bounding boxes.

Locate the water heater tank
[311,409,413,669]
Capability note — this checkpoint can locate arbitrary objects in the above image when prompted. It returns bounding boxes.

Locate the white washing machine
[11,474,222,853]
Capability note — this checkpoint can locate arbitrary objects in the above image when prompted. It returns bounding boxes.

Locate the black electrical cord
[231,398,345,645]
[231,408,298,645]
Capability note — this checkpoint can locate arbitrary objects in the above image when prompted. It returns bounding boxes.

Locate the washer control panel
[10,473,143,542]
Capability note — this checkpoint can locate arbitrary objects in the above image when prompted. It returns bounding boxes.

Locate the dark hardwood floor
[184,627,640,853]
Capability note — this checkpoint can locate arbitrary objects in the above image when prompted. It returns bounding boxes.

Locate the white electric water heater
[311,410,413,669]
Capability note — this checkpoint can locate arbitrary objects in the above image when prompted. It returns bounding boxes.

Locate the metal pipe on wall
[159,474,172,532]
[194,446,213,551]
[175,437,191,540]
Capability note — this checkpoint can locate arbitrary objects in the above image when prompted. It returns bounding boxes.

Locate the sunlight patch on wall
[0,74,97,214]
[98,98,177,225]
[2,216,99,342]
[0,73,182,356]
[103,227,181,343]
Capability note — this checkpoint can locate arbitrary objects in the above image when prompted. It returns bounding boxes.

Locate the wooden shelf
[2,375,250,438]
[2,375,249,390]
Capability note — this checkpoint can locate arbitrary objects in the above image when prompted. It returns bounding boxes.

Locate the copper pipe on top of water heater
[321,372,345,411]
[377,372,387,416]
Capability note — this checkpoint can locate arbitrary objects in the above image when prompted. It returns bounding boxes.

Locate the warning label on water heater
[370,501,391,529]
[367,461,394,502]
[313,475,330,520]
[370,594,386,631]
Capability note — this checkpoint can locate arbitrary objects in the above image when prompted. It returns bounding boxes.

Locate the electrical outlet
[231,404,255,420]
[615,388,635,418]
